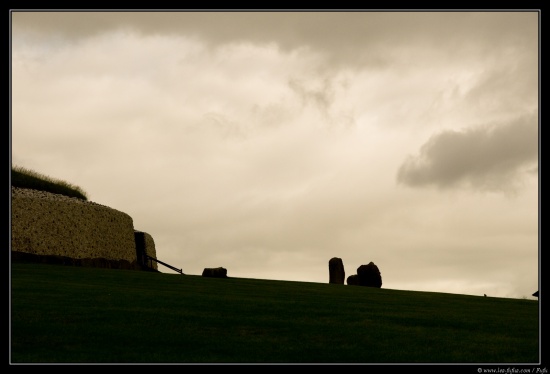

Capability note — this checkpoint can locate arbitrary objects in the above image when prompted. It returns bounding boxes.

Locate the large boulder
[346,274,359,286]
[202,267,228,278]
[328,257,345,284]
[357,262,382,288]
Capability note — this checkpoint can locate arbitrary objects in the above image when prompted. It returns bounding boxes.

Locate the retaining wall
[11,187,156,270]
[135,230,158,271]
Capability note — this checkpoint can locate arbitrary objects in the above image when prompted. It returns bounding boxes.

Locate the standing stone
[329,257,345,284]
[346,274,359,286]
[357,262,382,288]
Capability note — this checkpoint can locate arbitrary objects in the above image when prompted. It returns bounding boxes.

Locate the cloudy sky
[10,11,539,299]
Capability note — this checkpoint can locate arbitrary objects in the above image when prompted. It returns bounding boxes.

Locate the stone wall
[135,230,158,271]
[11,187,144,268]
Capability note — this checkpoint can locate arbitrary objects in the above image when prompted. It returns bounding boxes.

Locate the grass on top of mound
[11,165,88,200]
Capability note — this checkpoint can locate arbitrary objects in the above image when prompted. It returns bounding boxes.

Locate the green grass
[11,165,88,200]
[10,262,539,364]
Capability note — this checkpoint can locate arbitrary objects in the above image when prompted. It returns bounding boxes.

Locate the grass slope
[10,262,539,364]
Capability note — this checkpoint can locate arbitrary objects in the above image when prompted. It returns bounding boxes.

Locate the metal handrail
[145,255,183,274]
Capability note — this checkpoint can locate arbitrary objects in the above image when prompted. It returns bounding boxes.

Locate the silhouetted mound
[346,274,359,286]
[328,257,345,284]
[11,251,158,271]
[202,267,228,278]
[11,187,159,272]
[357,262,382,288]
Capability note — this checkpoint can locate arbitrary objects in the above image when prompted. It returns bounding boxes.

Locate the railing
[145,255,183,274]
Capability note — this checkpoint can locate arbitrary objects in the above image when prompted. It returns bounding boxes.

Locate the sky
[10,10,540,299]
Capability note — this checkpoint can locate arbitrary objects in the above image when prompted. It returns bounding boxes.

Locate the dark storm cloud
[11,11,538,69]
[396,112,538,192]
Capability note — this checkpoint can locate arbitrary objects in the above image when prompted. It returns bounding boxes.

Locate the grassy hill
[10,262,539,364]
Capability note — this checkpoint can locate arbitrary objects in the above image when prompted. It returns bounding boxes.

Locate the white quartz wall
[11,187,137,263]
